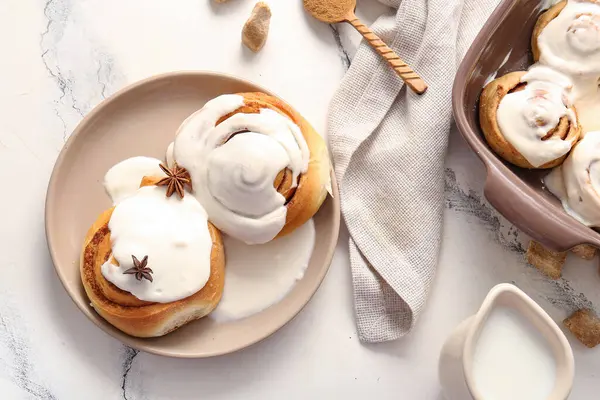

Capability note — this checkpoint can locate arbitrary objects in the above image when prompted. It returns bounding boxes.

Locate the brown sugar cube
[526,241,566,280]
[564,309,600,348]
[242,2,272,52]
[571,244,597,260]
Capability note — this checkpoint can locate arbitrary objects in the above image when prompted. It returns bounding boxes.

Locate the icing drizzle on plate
[211,219,316,322]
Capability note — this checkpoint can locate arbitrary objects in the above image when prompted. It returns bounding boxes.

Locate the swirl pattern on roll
[173,94,313,245]
[497,66,577,166]
[479,66,580,168]
[80,176,226,338]
[536,0,600,75]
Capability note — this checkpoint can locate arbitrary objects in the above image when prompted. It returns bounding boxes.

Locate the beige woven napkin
[328,0,501,342]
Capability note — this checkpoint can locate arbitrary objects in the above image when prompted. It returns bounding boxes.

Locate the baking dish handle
[483,163,600,252]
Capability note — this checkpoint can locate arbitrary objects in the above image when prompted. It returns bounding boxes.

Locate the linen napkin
[328,0,501,342]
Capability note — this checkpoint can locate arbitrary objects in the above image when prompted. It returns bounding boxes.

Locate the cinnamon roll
[479,66,580,168]
[545,131,600,227]
[173,92,330,245]
[533,0,600,75]
[81,176,225,338]
[532,0,600,133]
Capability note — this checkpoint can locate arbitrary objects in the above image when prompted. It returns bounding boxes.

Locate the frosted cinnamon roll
[533,0,600,76]
[479,66,580,168]
[173,92,330,245]
[533,0,600,133]
[81,175,225,338]
[545,131,600,226]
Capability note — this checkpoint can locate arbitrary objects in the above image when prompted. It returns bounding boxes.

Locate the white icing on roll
[569,74,600,133]
[534,1,600,133]
[211,219,315,322]
[535,1,600,219]
[538,0,600,75]
[165,142,175,167]
[496,65,576,167]
[544,131,600,226]
[173,94,310,245]
[103,157,166,204]
[101,186,213,303]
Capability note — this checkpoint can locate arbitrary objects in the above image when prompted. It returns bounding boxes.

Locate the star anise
[156,163,192,199]
[123,255,153,282]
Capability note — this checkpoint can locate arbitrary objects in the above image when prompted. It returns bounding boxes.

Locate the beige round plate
[45,71,340,358]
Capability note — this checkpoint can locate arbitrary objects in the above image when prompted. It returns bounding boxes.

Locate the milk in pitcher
[471,306,557,400]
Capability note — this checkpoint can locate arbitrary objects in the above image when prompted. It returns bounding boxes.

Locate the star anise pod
[156,163,192,199]
[123,255,154,282]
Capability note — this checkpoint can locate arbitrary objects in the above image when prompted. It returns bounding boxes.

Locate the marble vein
[445,168,525,254]
[40,0,74,105]
[0,302,56,399]
[40,0,77,141]
[96,55,118,101]
[329,25,351,70]
[544,279,595,314]
[121,346,139,400]
[51,108,68,141]
[97,62,108,100]
[444,167,596,315]
[39,0,124,144]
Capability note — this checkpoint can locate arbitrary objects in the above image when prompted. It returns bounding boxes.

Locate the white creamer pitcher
[439,283,574,400]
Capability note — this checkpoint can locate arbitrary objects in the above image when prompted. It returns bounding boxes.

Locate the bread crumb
[242,2,272,52]
[564,309,600,348]
[571,244,597,260]
[214,0,230,3]
[526,241,566,280]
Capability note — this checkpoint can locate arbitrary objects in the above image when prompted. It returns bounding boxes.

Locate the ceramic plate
[45,71,340,358]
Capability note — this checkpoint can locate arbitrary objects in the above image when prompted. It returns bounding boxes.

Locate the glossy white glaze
[165,142,175,167]
[173,94,309,244]
[545,131,600,226]
[211,219,315,322]
[536,0,600,217]
[101,186,213,302]
[496,65,576,167]
[103,156,165,203]
[538,0,600,75]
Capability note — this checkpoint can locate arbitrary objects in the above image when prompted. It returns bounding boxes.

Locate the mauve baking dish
[453,0,600,252]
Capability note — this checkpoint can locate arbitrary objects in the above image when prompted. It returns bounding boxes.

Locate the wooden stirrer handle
[345,14,427,95]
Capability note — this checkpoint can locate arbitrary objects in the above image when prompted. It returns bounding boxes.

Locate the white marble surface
[1,0,599,399]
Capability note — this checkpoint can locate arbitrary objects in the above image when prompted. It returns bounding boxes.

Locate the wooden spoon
[303,0,427,95]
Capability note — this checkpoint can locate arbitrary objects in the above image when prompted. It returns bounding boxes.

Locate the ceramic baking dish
[453,0,600,252]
